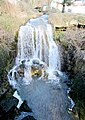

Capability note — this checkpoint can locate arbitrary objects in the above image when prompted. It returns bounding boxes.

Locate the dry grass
[49,13,85,28]
[0,1,42,35]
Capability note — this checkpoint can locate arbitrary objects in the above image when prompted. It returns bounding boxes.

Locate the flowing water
[8,15,74,120]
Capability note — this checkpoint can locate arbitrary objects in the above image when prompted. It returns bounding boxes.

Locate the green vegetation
[70,75,85,120]
[55,28,85,120]
[0,30,15,80]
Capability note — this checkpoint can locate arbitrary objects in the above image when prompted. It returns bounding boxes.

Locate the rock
[31,65,42,77]
[0,82,15,101]
[7,106,20,120]
[49,13,66,27]
[17,63,26,77]
[0,96,19,113]
[0,105,6,118]
[0,106,20,120]
[49,13,85,28]
[17,68,24,77]
[70,19,78,26]
[53,71,59,76]
[32,59,40,65]
[31,64,48,79]
[0,96,20,120]
[31,59,48,79]
[22,115,36,120]
[20,100,32,112]
[15,112,35,120]
[0,88,8,101]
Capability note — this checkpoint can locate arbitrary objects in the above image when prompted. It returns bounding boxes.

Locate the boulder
[22,115,36,120]
[20,100,32,112]
[0,88,8,101]
[31,64,48,79]
[49,13,66,28]
[0,81,15,101]
[0,106,20,120]
[32,59,40,65]
[14,112,35,120]
[0,96,19,113]
[70,19,78,26]
[31,65,42,77]
[49,13,85,28]
[0,105,6,118]
[0,96,19,119]
[17,68,24,77]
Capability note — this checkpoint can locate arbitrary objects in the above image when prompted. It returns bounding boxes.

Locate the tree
[62,0,66,13]
[62,0,74,13]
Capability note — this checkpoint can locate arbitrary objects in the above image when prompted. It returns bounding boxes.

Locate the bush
[70,74,85,120]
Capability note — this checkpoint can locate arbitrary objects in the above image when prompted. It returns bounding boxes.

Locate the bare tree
[62,0,74,13]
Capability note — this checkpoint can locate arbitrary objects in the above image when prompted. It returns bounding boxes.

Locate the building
[50,0,63,11]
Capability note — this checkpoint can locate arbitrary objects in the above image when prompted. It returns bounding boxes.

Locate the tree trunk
[62,0,65,13]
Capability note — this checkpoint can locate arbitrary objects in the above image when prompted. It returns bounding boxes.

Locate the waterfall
[8,15,61,87]
[7,15,74,120]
